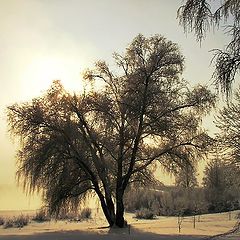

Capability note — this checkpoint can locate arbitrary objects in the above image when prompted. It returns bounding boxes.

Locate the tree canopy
[203,158,240,212]
[175,164,198,189]
[7,34,216,227]
[178,0,240,98]
[215,87,240,168]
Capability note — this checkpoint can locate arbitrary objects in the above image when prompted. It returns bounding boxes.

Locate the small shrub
[79,208,92,220]
[0,217,4,226]
[4,215,29,229]
[32,209,50,222]
[14,215,29,228]
[4,219,14,229]
[135,208,155,219]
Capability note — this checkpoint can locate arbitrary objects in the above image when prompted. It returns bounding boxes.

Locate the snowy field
[0,210,239,240]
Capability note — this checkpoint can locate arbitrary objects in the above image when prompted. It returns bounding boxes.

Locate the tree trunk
[115,189,125,228]
[94,187,115,227]
[95,185,125,228]
[98,196,114,227]
[106,196,115,224]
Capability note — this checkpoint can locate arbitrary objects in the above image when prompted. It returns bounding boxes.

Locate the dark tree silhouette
[203,158,240,212]
[178,0,240,98]
[7,34,216,228]
[215,87,240,168]
[203,160,226,208]
[175,164,198,189]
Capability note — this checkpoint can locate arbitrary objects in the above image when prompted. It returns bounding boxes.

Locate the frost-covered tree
[7,34,215,227]
[178,0,240,97]
[175,164,198,189]
[215,87,240,168]
[203,158,240,212]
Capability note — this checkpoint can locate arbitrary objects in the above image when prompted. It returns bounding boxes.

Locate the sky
[0,0,228,210]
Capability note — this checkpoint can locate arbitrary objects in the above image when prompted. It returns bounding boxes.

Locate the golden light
[21,57,85,99]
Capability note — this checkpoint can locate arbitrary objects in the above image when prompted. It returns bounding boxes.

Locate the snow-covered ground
[0,210,239,239]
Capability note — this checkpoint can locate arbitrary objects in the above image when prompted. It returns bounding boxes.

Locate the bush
[4,215,29,228]
[124,188,162,213]
[79,208,92,220]
[0,217,4,226]
[125,186,209,217]
[32,209,50,222]
[14,215,29,228]
[135,208,155,219]
[4,219,14,229]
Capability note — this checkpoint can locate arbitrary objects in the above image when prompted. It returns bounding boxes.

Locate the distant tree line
[124,159,240,217]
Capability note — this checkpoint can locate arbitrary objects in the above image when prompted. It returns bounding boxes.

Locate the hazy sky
[0,0,227,210]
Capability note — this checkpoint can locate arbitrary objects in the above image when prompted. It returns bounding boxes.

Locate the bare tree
[178,0,240,98]
[7,34,216,228]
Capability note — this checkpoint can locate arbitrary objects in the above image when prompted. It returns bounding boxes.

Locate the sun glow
[21,57,86,99]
